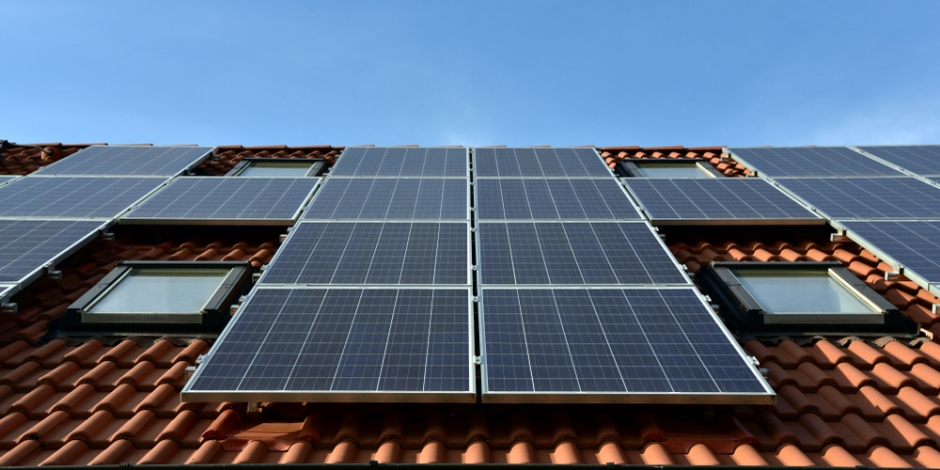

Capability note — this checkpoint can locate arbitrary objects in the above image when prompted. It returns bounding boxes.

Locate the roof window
[701,261,918,337]
[618,159,722,178]
[227,158,326,177]
[64,261,252,334]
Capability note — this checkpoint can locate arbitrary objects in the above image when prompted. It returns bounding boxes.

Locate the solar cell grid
[0,177,166,219]
[260,222,469,285]
[34,146,213,176]
[473,148,611,178]
[774,177,940,220]
[480,288,773,402]
[477,222,688,286]
[859,146,940,176]
[182,287,474,402]
[303,178,467,220]
[329,147,467,177]
[475,179,642,220]
[0,219,104,283]
[623,178,821,224]
[729,147,902,177]
[122,177,318,224]
[841,221,940,288]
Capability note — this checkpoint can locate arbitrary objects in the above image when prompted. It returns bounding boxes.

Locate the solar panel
[858,146,940,176]
[328,147,468,178]
[181,287,474,402]
[622,178,823,225]
[840,221,940,292]
[121,177,318,225]
[728,147,902,177]
[475,178,642,220]
[0,219,105,284]
[479,287,773,403]
[302,178,467,220]
[0,177,166,219]
[474,148,612,178]
[773,177,940,220]
[0,176,18,185]
[477,222,688,286]
[34,146,213,176]
[260,222,470,285]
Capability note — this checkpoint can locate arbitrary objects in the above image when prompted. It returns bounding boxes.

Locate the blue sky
[2,1,938,148]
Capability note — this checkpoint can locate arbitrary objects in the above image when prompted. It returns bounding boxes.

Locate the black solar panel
[329,147,468,177]
[0,219,104,283]
[729,147,902,177]
[260,222,469,285]
[303,178,467,220]
[0,177,166,219]
[182,287,473,402]
[474,148,611,178]
[480,288,772,402]
[475,179,642,220]
[122,177,318,224]
[774,177,940,220]
[623,178,821,224]
[477,222,687,285]
[34,146,213,176]
[841,221,940,287]
[859,146,940,176]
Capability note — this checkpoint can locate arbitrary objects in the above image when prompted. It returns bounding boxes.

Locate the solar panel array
[0,176,18,185]
[329,147,468,177]
[0,219,105,284]
[858,146,940,176]
[303,178,467,220]
[34,146,213,177]
[121,177,318,224]
[839,221,940,292]
[622,178,822,225]
[729,147,902,177]
[474,147,612,178]
[0,177,166,219]
[772,177,940,220]
[475,179,641,220]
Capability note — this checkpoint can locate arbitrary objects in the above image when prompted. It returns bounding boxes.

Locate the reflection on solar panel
[475,179,642,220]
[0,177,165,219]
[841,221,940,289]
[121,177,318,225]
[260,222,469,285]
[859,146,940,176]
[182,287,474,402]
[480,288,773,403]
[329,147,467,177]
[774,177,940,220]
[0,219,104,283]
[729,147,901,177]
[623,178,822,225]
[303,178,467,220]
[34,146,213,176]
[474,148,611,177]
[477,222,687,285]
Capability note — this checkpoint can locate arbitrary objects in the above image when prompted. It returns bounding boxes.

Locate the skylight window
[618,159,722,178]
[227,158,325,177]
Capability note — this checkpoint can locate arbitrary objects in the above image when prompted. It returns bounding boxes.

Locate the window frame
[701,261,918,337]
[618,158,724,178]
[226,157,326,177]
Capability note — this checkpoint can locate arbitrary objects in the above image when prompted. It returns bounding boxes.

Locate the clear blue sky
[2,1,938,148]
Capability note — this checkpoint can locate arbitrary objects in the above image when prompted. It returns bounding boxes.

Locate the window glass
[238,161,313,177]
[88,268,229,314]
[732,269,876,315]
[634,162,711,178]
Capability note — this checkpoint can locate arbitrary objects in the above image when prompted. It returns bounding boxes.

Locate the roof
[0,143,939,467]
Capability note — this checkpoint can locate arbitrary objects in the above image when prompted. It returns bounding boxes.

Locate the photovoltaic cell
[475,179,642,220]
[474,148,611,178]
[840,221,940,286]
[182,287,473,402]
[729,147,902,177]
[34,146,213,176]
[480,288,773,403]
[0,219,104,283]
[477,222,688,285]
[623,178,821,224]
[303,178,467,220]
[0,177,166,219]
[774,177,940,220]
[328,147,467,177]
[859,146,940,176]
[122,177,318,224]
[260,222,469,285]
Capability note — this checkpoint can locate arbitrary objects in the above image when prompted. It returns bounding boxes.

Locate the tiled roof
[596,146,752,177]
[0,143,939,466]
